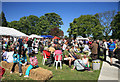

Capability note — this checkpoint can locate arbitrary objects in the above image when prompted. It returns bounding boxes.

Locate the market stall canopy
[41,35,53,38]
[46,35,54,38]
[76,37,89,41]
[0,26,28,37]
[29,34,43,39]
[53,36,60,39]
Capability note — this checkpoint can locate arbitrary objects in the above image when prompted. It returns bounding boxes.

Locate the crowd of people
[1,36,120,77]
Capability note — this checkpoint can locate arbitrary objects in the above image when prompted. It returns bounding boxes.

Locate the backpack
[30,56,38,66]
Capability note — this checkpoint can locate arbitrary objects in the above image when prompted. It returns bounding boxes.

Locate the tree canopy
[67,15,104,39]
[49,27,64,37]
[111,12,120,39]
[1,11,8,27]
[8,13,64,35]
[95,10,115,39]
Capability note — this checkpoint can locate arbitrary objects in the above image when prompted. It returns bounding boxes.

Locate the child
[10,50,23,77]
[24,52,38,77]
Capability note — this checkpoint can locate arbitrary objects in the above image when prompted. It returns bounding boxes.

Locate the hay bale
[1,61,53,80]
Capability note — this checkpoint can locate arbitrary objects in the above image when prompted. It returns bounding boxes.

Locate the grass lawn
[2,52,103,81]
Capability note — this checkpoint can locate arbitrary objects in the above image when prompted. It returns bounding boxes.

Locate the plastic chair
[53,54,62,70]
[42,52,47,65]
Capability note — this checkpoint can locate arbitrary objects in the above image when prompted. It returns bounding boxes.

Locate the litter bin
[92,59,100,70]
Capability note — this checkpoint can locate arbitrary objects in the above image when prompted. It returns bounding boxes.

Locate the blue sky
[2,2,119,36]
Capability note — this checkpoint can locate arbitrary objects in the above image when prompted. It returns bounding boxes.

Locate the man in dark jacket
[18,37,23,54]
[27,38,33,54]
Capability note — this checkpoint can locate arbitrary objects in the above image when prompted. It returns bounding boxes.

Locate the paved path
[98,55,120,81]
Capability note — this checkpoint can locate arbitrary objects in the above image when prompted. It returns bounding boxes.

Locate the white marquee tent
[76,37,89,41]
[0,26,28,37]
[29,34,43,39]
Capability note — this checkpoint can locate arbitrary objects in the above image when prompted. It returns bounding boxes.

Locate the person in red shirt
[43,47,51,59]
[43,47,52,67]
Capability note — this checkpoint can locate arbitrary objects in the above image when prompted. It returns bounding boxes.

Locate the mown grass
[2,52,103,81]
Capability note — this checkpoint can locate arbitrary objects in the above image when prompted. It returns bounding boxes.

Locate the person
[23,41,28,50]
[102,39,108,61]
[63,47,75,68]
[18,37,23,54]
[10,50,23,77]
[38,40,43,52]
[91,41,98,60]
[53,46,63,62]
[75,46,81,53]
[2,41,7,49]
[71,55,91,71]
[114,39,119,58]
[96,40,100,59]
[62,42,68,51]
[34,40,39,54]
[74,46,78,53]
[2,49,7,61]
[27,38,33,54]
[82,55,90,67]
[83,43,91,56]
[70,46,78,59]
[116,40,120,62]
[43,47,51,59]
[108,39,116,65]
[6,48,14,63]
[43,47,52,66]
[24,52,38,77]
[48,44,55,54]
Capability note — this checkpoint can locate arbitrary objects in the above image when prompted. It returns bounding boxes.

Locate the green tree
[111,12,120,39]
[7,13,63,35]
[37,13,63,35]
[49,27,64,37]
[8,15,39,35]
[8,21,20,30]
[44,13,63,28]
[1,11,8,27]
[64,35,69,39]
[36,16,50,35]
[96,10,115,39]
[67,15,104,39]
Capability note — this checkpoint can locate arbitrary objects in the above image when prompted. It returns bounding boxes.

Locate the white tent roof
[29,34,43,38]
[0,26,28,37]
[76,37,89,41]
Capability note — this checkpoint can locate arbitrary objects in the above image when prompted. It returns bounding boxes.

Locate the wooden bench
[1,61,53,80]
